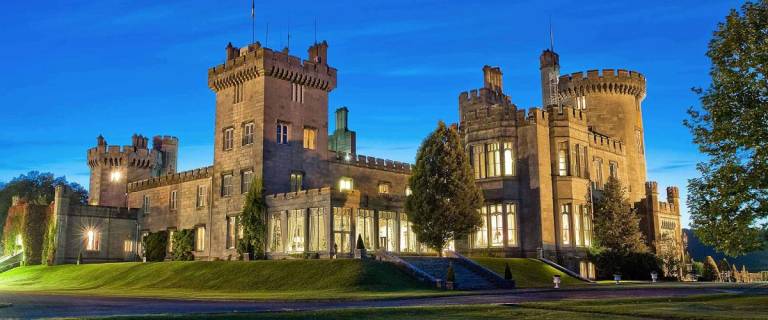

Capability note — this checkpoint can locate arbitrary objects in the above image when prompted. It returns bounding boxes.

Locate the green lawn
[0,260,448,300]
[471,257,585,288]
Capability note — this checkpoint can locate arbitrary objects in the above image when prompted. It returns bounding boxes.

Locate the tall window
[303,127,316,150]
[356,209,375,249]
[233,83,244,103]
[226,216,237,249]
[472,144,486,179]
[503,142,515,176]
[506,203,517,247]
[594,158,604,188]
[378,182,391,194]
[169,190,177,210]
[195,226,206,251]
[558,142,569,176]
[276,121,289,145]
[243,122,254,145]
[86,229,100,251]
[489,204,503,247]
[574,205,582,246]
[287,209,305,253]
[636,129,644,154]
[486,142,501,177]
[378,211,397,251]
[575,95,587,109]
[223,128,234,151]
[338,177,353,191]
[309,208,327,251]
[580,145,589,178]
[241,170,253,193]
[291,83,305,103]
[333,207,351,253]
[561,204,571,245]
[582,205,592,247]
[474,206,488,248]
[143,195,150,214]
[290,172,303,192]
[574,144,583,178]
[196,185,207,207]
[221,174,233,197]
[609,161,618,179]
[269,212,283,253]
[400,213,417,252]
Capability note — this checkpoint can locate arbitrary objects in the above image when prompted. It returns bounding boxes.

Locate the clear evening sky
[0,0,744,227]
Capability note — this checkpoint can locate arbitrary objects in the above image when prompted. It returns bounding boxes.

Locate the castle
[29,39,682,279]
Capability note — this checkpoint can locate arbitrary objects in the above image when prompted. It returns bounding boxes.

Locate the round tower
[539,49,560,107]
[152,135,179,176]
[86,134,156,207]
[558,69,647,202]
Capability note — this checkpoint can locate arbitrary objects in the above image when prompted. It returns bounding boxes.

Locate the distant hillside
[684,228,768,271]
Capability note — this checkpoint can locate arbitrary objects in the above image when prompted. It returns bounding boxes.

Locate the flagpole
[251,0,255,44]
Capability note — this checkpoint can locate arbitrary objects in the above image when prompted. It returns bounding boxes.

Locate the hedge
[142,231,168,262]
[171,229,194,261]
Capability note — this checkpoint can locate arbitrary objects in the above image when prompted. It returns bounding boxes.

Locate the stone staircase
[0,252,22,273]
[400,256,498,290]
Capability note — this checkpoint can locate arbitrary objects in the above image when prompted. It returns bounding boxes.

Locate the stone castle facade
[65,40,681,278]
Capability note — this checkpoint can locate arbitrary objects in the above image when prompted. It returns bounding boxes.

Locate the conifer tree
[731,264,739,282]
[406,121,483,254]
[238,178,267,259]
[703,256,721,281]
[741,265,749,282]
[592,176,647,254]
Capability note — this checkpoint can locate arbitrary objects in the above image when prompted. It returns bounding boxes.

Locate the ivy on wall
[171,229,194,261]
[2,202,48,265]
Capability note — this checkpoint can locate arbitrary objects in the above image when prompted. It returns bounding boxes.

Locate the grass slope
[0,260,441,300]
[471,257,584,288]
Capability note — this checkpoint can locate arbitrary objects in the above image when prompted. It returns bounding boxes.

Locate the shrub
[702,256,720,281]
[142,231,168,262]
[590,250,661,280]
[171,229,194,261]
[41,204,57,265]
[446,263,455,282]
[356,234,365,250]
[504,263,513,281]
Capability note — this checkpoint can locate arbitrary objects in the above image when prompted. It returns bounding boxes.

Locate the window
[609,161,618,179]
[221,174,233,197]
[580,145,589,178]
[309,208,327,251]
[574,205,582,246]
[378,182,390,194]
[575,96,587,110]
[227,216,237,249]
[594,158,604,188]
[168,229,176,252]
[241,170,253,193]
[338,177,353,191]
[170,190,177,210]
[636,129,644,154]
[269,212,283,253]
[243,122,254,145]
[561,204,571,245]
[287,209,305,253]
[223,128,234,151]
[276,121,289,144]
[503,142,515,176]
[333,207,351,253]
[123,239,133,254]
[506,203,517,247]
[472,144,486,179]
[582,205,592,247]
[233,83,244,103]
[574,144,584,178]
[356,209,375,250]
[486,142,501,177]
[474,206,488,248]
[400,213,417,252]
[195,226,206,251]
[290,172,303,192]
[558,142,569,176]
[303,127,317,150]
[196,185,207,208]
[489,204,503,247]
[143,195,150,214]
[378,211,397,251]
[405,187,412,196]
[291,83,305,103]
[86,229,100,251]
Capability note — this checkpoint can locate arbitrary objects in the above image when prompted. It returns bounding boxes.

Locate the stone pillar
[52,185,71,265]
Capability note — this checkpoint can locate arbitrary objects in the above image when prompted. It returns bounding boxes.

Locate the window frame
[276,121,289,145]
[223,127,234,151]
[243,122,255,146]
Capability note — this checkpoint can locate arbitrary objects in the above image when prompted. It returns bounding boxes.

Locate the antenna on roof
[287,23,291,51]
[265,22,270,47]
[251,0,255,44]
[549,16,555,52]
[314,18,317,44]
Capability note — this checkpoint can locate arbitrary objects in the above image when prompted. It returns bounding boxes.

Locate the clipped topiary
[356,234,365,250]
[504,263,513,281]
[446,263,455,282]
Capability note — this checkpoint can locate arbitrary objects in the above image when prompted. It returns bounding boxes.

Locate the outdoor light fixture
[15,234,22,247]
[110,170,122,182]
[344,153,351,162]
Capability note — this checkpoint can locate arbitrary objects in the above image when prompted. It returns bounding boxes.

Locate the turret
[152,135,178,176]
[482,65,503,93]
[308,41,329,65]
[540,49,560,107]
[666,186,680,213]
[329,107,356,155]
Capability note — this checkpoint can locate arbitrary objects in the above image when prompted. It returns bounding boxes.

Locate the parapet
[558,69,646,99]
[153,135,178,149]
[546,105,587,125]
[666,186,680,199]
[516,107,549,126]
[458,88,512,107]
[328,151,412,174]
[266,187,332,201]
[87,141,156,169]
[127,166,213,192]
[588,129,624,155]
[645,181,659,194]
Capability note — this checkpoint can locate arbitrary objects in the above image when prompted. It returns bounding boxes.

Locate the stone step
[400,256,497,290]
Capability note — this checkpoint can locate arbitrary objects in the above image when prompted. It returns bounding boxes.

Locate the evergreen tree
[237,178,267,259]
[685,1,768,256]
[406,121,483,254]
[592,176,647,254]
[703,256,720,281]
[731,264,739,282]
[741,265,749,282]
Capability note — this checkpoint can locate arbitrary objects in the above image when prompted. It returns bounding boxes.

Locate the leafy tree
[406,121,483,254]
[593,177,647,254]
[0,171,87,241]
[684,1,768,257]
[237,177,267,259]
[171,229,195,261]
[703,255,720,281]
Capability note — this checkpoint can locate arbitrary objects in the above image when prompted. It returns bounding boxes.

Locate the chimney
[483,65,503,92]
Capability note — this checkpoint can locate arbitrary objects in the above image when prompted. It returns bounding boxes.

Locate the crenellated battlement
[558,69,646,98]
[328,151,412,174]
[87,135,157,169]
[208,41,337,92]
[644,181,681,215]
[516,107,549,126]
[459,88,512,107]
[127,166,213,192]
[546,105,587,125]
[267,186,332,201]
[461,103,518,124]
[588,130,625,155]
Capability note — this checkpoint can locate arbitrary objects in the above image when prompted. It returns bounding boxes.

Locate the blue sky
[0,0,743,227]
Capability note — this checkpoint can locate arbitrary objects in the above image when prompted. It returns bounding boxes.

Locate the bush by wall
[590,250,662,280]
[171,229,194,261]
[142,231,168,262]
[41,204,57,265]
[2,203,48,265]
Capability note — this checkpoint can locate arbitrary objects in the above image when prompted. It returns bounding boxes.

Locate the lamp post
[651,271,658,283]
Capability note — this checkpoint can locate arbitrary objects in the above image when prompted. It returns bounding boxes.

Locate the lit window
[486,143,501,177]
[561,204,571,245]
[338,177,353,191]
[195,226,206,251]
[276,122,289,144]
[223,128,234,151]
[574,206,582,246]
[86,229,100,251]
[558,142,569,176]
[378,182,390,194]
[474,206,488,248]
[110,170,122,182]
[309,208,327,251]
[400,212,417,252]
[378,211,397,251]
[241,170,253,193]
[506,203,517,247]
[290,172,303,192]
[471,144,486,179]
[143,195,150,214]
[333,207,351,253]
[123,239,133,253]
[489,204,503,247]
[356,209,374,250]
[582,206,592,247]
[503,142,515,176]
[243,122,254,145]
[269,212,283,253]
[221,174,233,197]
[196,185,207,207]
[405,187,412,196]
[287,209,305,253]
[303,127,317,150]
[170,190,177,210]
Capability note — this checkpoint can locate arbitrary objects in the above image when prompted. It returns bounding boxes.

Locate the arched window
[561,204,571,245]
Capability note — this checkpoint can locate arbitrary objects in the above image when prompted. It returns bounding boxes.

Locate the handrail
[374,249,441,288]
[444,250,515,289]
[538,257,594,283]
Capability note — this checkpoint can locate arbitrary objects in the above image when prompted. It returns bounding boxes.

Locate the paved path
[0,284,766,319]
